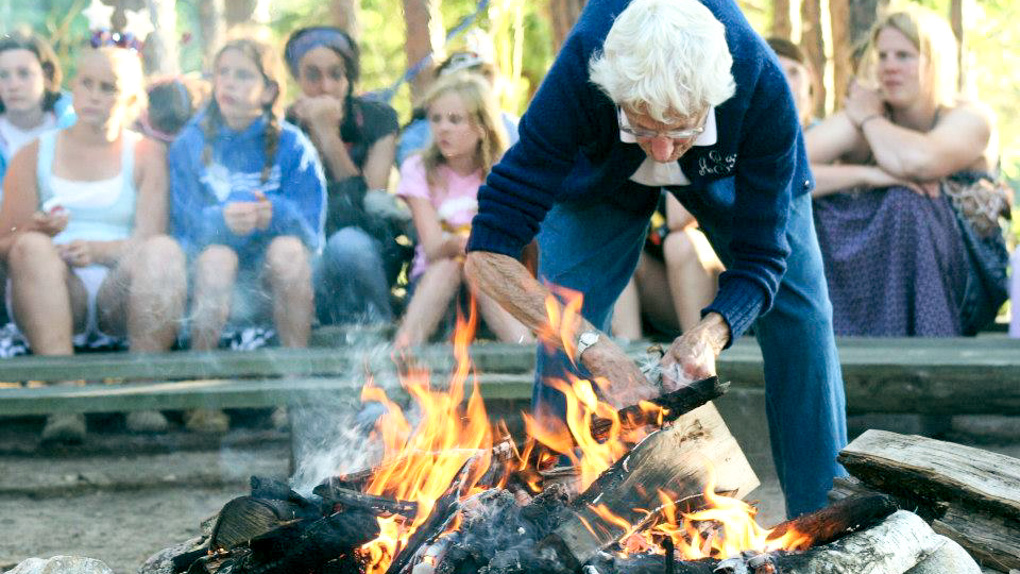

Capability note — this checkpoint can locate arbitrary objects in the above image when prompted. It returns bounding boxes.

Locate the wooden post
[402,0,445,101]
[547,0,586,54]
[800,0,826,117]
[828,0,852,110]
[770,0,792,40]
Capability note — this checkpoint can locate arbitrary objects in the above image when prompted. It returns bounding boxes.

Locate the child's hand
[252,191,273,230]
[223,202,261,236]
[58,240,94,268]
[31,207,70,237]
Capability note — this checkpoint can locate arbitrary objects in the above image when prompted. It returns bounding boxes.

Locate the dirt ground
[1,413,1018,574]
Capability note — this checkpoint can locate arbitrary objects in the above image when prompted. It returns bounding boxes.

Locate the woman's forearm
[810,164,876,197]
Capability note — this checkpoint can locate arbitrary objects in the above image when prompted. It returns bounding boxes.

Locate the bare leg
[663,228,723,333]
[476,288,535,344]
[611,276,643,340]
[263,236,313,349]
[394,258,463,348]
[632,254,680,334]
[191,245,239,351]
[8,231,88,355]
[97,235,187,352]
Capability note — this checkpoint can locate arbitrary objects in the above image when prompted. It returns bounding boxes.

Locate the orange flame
[358,300,495,573]
[536,285,585,364]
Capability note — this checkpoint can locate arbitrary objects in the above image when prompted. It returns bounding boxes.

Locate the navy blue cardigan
[467,0,813,341]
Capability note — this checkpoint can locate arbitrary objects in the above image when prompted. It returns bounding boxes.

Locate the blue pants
[313,227,393,325]
[534,182,847,518]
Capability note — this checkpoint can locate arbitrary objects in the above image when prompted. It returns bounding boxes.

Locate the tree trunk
[200,0,226,68]
[950,0,966,90]
[799,0,826,118]
[547,0,586,54]
[770,0,791,40]
[849,0,885,74]
[331,0,362,42]
[828,0,852,111]
[225,0,270,27]
[145,0,180,76]
[402,0,445,101]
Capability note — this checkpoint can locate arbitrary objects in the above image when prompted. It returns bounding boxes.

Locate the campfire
[148,293,926,574]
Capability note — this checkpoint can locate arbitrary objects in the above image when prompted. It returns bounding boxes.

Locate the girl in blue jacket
[169,37,326,356]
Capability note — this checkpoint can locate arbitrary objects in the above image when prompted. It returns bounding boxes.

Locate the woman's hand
[660,313,729,390]
[58,240,95,268]
[864,167,940,198]
[292,96,344,130]
[844,80,885,128]
[31,209,69,237]
[223,202,261,236]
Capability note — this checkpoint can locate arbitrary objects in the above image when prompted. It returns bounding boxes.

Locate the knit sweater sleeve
[266,127,327,253]
[467,31,601,258]
[703,56,800,343]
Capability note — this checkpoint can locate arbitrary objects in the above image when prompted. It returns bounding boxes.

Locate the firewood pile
[136,354,1006,574]
[830,429,1020,573]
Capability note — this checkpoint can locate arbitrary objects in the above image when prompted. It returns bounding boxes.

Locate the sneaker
[41,413,86,444]
[126,410,170,433]
[184,409,230,433]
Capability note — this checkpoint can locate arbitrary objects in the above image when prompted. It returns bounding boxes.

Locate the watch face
[580,332,598,346]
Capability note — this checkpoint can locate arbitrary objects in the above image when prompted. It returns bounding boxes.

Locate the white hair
[589,0,736,122]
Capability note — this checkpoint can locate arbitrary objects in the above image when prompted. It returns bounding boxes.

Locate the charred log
[766,493,899,548]
[315,485,418,520]
[590,376,729,441]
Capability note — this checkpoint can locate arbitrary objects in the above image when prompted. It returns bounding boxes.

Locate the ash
[434,484,574,574]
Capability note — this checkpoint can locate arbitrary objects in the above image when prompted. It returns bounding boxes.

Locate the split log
[541,403,758,569]
[318,486,418,520]
[767,493,899,548]
[932,505,1020,572]
[838,430,1020,519]
[838,430,1020,571]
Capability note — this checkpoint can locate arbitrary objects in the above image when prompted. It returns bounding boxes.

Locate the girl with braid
[168,37,326,431]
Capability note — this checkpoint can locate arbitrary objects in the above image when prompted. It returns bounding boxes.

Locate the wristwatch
[575,330,600,364]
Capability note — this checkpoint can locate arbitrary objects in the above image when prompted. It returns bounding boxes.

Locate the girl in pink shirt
[395,73,531,346]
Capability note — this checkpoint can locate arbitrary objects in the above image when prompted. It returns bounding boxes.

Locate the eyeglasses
[617,106,706,141]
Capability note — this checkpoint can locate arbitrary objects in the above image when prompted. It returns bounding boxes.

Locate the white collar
[619,107,717,147]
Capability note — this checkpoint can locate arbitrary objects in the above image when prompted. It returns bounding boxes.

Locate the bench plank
[0,374,535,415]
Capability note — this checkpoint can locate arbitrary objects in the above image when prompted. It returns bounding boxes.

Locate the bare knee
[132,235,186,279]
[194,245,239,289]
[9,232,61,272]
[264,236,310,284]
[663,230,697,267]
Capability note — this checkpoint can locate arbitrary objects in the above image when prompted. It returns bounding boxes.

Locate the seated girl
[0,30,75,186]
[284,27,403,326]
[393,73,531,347]
[168,37,326,430]
[0,43,185,443]
[807,7,1009,336]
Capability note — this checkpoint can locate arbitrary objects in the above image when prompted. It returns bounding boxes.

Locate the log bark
[331,0,361,41]
[767,493,899,548]
[933,504,1020,572]
[542,403,758,568]
[838,430,1020,519]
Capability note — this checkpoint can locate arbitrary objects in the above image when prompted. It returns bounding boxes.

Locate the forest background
[1,0,1017,233]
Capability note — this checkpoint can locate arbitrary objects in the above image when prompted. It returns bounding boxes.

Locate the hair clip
[82,0,152,52]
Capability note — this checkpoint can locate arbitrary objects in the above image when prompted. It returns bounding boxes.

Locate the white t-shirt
[0,113,57,163]
[623,108,718,187]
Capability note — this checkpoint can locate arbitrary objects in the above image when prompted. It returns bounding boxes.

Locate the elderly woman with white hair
[464,0,846,518]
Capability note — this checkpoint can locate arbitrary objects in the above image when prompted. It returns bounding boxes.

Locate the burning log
[539,403,758,569]
[837,430,1020,571]
[314,485,419,520]
[765,493,899,548]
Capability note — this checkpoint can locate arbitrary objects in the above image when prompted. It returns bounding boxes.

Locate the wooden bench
[0,335,1018,418]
